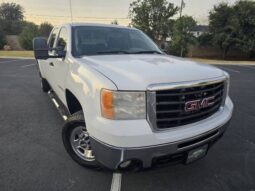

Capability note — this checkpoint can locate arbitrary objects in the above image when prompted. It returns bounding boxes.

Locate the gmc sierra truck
[33,23,233,170]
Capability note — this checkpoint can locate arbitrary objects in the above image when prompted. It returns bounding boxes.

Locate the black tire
[62,111,100,169]
[41,78,51,92]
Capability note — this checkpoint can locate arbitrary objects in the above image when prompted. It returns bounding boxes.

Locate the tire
[62,111,100,169]
[41,78,51,92]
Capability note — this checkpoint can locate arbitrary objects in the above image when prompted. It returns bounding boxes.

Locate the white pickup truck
[33,23,233,170]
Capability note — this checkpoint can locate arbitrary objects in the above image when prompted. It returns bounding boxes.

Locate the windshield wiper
[131,50,163,54]
[96,50,131,55]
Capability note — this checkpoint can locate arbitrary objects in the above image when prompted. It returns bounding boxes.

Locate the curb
[0,56,34,60]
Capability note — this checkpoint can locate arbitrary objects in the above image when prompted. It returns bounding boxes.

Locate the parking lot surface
[0,58,254,191]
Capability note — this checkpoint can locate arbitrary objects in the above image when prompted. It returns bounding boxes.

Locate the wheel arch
[65,89,83,115]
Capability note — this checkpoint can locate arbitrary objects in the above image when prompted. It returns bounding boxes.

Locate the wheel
[62,111,100,169]
[41,78,51,92]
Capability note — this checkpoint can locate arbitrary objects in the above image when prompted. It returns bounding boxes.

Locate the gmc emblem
[184,96,215,112]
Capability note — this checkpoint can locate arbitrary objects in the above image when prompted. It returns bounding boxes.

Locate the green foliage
[170,16,197,56]
[234,0,255,58]
[209,3,240,59]
[129,0,179,40]
[0,2,24,35]
[19,23,39,50]
[208,0,255,59]
[197,33,213,47]
[39,22,53,37]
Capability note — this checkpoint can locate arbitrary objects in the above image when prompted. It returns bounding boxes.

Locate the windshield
[72,26,162,57]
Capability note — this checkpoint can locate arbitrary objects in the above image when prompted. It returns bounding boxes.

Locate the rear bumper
[90,119,231,170]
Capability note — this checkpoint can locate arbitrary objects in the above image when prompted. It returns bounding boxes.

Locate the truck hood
[78,54,225,90]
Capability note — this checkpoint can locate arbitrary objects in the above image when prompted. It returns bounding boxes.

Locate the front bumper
[90,119,231,170]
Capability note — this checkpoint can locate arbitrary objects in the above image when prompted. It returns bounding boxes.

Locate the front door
[41,27,59,91]
[51,27,69,103]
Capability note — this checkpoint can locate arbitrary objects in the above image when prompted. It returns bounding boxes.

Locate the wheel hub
[70,126,95,161]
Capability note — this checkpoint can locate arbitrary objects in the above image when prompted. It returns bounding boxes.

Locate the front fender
[65,58,117,135]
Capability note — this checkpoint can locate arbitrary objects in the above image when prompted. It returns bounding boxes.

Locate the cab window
[48,28,59,48]
[56,27,68,51]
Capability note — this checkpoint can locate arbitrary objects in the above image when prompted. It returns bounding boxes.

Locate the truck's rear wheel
[62,111,100,169]
[41,78,51,92]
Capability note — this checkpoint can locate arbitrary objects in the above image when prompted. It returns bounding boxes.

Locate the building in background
[190,25,209,37]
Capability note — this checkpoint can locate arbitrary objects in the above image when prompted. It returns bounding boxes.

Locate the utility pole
[180,0,184,57]
[69,0,73,23]
[180,0,184,18]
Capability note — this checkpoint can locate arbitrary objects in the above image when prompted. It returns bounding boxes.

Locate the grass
[0,51,34,58]
[190,58,255,65]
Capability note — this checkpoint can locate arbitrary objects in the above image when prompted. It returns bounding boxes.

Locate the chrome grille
[147,77,227,130]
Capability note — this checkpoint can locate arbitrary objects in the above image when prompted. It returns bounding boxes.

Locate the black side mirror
[33,37,49,60]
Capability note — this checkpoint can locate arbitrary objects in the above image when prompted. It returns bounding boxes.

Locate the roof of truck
[61,23,134,30]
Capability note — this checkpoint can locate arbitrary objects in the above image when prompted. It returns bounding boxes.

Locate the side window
[48,28,59,48]
[56,27,68,51]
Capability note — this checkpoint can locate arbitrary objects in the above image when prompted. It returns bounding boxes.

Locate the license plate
[186,144,208,164]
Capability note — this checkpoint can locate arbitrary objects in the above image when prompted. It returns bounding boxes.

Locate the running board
[48,90,70,121]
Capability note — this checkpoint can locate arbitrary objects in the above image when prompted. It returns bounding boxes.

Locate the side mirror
[33,37,49,60]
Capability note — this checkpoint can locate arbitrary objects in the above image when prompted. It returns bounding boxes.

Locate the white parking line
[110,173,122,191]
[21,64,36,68]
[241,65,255,70]
[0,59,20,64]
[220,67,240,73]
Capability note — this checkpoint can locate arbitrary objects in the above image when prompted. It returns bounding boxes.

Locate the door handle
[49,62,54,67]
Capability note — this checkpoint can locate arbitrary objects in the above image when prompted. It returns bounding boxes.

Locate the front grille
[152,81,225,129]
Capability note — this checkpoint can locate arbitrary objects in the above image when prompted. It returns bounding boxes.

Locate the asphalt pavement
[0,58,254,191]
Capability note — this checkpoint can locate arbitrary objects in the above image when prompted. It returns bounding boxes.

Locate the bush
[169,43,189,57]
[19,23,38,50]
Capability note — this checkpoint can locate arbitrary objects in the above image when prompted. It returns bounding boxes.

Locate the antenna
[180,0,184,57]
[69,0,73,23]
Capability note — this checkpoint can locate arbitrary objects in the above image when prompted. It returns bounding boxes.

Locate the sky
[3,0,237,26]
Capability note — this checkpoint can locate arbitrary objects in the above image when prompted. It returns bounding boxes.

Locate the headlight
[101,89,146,120]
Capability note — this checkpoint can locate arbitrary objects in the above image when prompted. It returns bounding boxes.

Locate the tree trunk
[248,50,254,59]
[222,46,230,60]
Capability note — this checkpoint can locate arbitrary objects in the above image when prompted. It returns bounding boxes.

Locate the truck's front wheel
[62,111,100,169]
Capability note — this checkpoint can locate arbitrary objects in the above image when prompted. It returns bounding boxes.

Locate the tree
[234,0,255,58]
[170,16,197,56]
[129,0,179,41]
[209,3,240,59]
[19,22,39,50]
[39,22,53,37]
[0,2,24,34]
[197,33,213,46]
